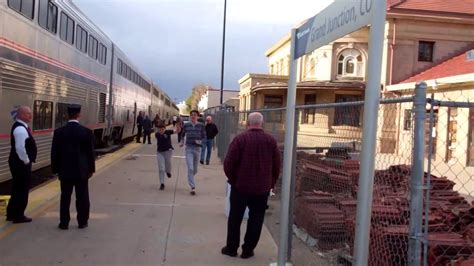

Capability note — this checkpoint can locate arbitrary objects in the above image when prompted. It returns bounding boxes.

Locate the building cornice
[265,33,291,57]
[238,73,289,84]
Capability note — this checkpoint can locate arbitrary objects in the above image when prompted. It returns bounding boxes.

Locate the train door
[132,102,137,134]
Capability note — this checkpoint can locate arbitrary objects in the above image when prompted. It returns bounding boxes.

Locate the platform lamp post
[219,0,227,106]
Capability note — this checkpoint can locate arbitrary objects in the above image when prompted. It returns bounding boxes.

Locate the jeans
[157,150,172,184]
[200,139,214,163]
[185,146,200,189]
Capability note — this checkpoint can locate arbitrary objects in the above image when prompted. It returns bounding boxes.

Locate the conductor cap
[67,104,82,116]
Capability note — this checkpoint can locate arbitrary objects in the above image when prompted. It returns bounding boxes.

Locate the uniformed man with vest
[51,104,95,230]
[6,106,37,223]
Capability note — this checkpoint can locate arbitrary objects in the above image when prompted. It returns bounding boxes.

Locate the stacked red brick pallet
[294,191,347,250]
[294,154,474,264]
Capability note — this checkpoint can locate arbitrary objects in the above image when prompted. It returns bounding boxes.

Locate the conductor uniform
[6,113,37,223]
[51,105,95,229]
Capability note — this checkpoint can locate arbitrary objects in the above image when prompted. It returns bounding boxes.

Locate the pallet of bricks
[294,151,474,265]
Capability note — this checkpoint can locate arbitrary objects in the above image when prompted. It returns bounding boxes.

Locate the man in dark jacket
[51,105,95,230]
[6,106,37,224]
[142,115,153,144]
[200,116,218,165]
[221,112,281,259]
[136,111,144,143]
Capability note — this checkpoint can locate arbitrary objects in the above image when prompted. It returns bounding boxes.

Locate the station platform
[0,138,277,265]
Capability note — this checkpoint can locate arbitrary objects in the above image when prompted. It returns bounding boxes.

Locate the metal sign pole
[353,1,387,265]
[275,28,298,266]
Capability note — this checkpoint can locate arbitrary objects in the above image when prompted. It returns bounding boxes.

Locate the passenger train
[0,0,179,182]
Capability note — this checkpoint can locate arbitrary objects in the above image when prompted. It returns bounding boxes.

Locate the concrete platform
[0,138,277,265]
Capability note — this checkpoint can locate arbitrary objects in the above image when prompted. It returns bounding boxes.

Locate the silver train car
[0,0,179,182]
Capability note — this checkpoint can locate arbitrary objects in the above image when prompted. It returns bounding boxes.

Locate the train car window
[8,0,35,20]
[88,36,98,59]
[60,12,74,45]
[38,0,57,34]
[98,44,107,65]
[33,100,53,130]
[98,93,106,123]
[117,59,122,74]
[75,25,88,53]
[55,103,69,128]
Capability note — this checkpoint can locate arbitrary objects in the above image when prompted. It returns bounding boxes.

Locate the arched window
[337,49,364,78]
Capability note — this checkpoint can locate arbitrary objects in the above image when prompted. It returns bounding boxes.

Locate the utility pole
[219,0,227,105]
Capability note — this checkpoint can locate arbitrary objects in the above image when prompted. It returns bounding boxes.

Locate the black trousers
[143,131,151,144]
[226,187,269,253]
[60,179,90,226]
[6,162,31,220]
[136,125,143,142]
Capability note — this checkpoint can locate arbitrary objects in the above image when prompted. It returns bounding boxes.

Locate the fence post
[287,109,299,261]
[408,81,427,266]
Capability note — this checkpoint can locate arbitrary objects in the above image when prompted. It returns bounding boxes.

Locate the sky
[73,0,333,102]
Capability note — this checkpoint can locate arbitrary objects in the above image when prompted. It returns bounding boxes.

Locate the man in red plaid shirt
[221,112,281,259]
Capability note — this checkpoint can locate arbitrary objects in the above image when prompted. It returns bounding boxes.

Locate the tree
[184,84,212,111]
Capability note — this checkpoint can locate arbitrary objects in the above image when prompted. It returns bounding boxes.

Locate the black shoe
[148,142,151,144]
[78,223,88,229]
[206,161,209,165]
[200,160,204,165]
[240,250,254,259]
[58,223,69,230]
[221,246,237,257]
[12,216,32,224]
[190,189,196,196]
[160,184,165,190]
[166,173,172,178]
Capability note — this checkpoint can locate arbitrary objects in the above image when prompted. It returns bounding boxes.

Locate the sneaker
[240,250,254,259]
[160,184,165,190]
[166,172,172,178]
[200,160,204,165]
[221,246,237,257]
[190,189,196,196]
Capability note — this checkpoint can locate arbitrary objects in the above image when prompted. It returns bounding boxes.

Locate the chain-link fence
[421,91,474,266]
[214,86,474,265]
